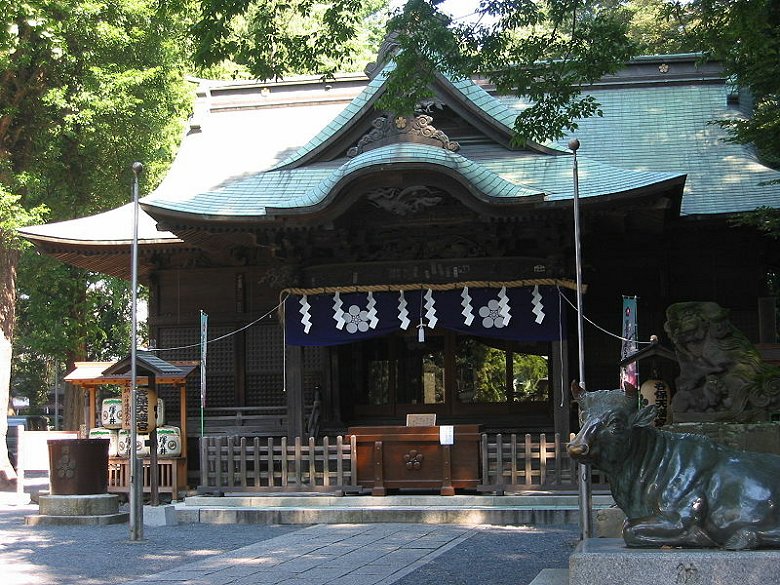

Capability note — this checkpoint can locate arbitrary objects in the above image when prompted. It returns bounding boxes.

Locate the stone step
[177,492,616,526]
[183,492,615,509]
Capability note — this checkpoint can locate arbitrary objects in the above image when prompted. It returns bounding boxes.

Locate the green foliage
[381,0,635,143]
[12,253,143,408]
[457,338,548,404]
[192,0,636,143]
[1,1,192,409]
[624,0,697,54]
[192,0,389,77]
[0,184,47,248]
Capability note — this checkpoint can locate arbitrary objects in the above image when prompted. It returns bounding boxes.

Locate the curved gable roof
[271,63,566,172]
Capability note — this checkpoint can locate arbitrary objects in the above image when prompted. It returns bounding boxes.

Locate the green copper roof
[142,141,682,219]
[272,66,393,170]
[540,83,780,216]
[446,76,567,154]
[272,63,568,172]
[143,144,551,218]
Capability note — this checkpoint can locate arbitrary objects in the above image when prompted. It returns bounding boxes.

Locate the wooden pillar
[88,386,97,431]
[178,383,188,458]
[551,339,571,440]
[285,345,304,439]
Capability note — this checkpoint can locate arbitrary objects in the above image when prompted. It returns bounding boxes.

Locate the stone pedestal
[570,538,780,585]
[594,507,625,538]
[143,504,178,526]
[25,493,128,526]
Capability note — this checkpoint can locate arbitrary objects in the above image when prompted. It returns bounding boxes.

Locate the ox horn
[570,380,586,399]
[624,382,638,398]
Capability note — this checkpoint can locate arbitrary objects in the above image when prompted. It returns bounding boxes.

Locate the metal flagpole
[129,162,144,541]
[569,138,592,539]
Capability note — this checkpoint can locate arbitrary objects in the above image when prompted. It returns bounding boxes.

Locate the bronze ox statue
[568,382,780,549]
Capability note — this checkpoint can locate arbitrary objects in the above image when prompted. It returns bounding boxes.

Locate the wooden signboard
[348,425,480,496]
[406,413,436,427]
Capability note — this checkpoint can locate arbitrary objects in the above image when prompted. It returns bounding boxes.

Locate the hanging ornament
[333,292,346,330]
[498,286,512,325]
[299,295,312,334]
[531,285,545,324]
[366,292,379,328]
[424,289,438,328]
[398,291,411,330]
[461,286,474,326]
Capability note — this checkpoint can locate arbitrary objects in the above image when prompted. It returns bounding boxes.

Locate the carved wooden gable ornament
[347,114,460,158]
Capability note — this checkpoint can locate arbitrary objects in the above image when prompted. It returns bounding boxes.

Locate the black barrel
[48,439,109,495]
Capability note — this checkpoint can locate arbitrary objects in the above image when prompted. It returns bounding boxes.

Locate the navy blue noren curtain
[285,286,564,346]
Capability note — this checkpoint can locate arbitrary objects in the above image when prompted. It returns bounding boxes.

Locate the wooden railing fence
[199,432,607,493]
[200,435,357,492]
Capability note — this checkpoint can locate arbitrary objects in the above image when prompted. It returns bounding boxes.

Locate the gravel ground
[0,492,578,585]
[0,501,304,585]
[395,525,579,585]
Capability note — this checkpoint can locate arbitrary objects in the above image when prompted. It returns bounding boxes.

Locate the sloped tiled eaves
[149,143,544,218]
[300,143,544,204]
[479,156,684,201]
[544,83,780,216]
[271,69,392,171]
[447,76,569,153]
[142,142,685,220]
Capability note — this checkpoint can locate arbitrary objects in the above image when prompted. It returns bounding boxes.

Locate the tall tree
[192,0,390,78]
[0,0,191,480]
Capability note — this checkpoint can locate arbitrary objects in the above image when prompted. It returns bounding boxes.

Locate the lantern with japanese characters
[640,378,671,426]
[121,386,158,434]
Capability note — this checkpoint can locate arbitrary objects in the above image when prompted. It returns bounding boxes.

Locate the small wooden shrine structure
[64,355,196,496]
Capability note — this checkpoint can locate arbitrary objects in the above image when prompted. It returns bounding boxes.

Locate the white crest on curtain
[478,287,511,329]
[334,292,379,334]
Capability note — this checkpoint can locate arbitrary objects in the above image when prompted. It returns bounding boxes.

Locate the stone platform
[553,538,780,585]
[25,493,128,526]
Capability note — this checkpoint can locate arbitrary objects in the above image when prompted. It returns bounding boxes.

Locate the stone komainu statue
[664,301,780,422]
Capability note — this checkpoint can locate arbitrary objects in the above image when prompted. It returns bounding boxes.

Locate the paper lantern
[640,379,671,426]
[121,387,158,433]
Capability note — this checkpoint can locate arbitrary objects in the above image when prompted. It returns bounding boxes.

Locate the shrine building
[20,52,780,453]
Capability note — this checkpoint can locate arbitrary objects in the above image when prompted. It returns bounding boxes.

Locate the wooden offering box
[348,425,480,496]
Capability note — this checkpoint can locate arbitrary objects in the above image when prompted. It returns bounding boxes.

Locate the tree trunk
[0,243,19,481]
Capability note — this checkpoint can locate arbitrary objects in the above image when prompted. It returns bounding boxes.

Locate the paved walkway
[124,523,475,585]
[0,490,578,585]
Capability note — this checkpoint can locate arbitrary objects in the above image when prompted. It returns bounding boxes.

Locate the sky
[389,0,486,23]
